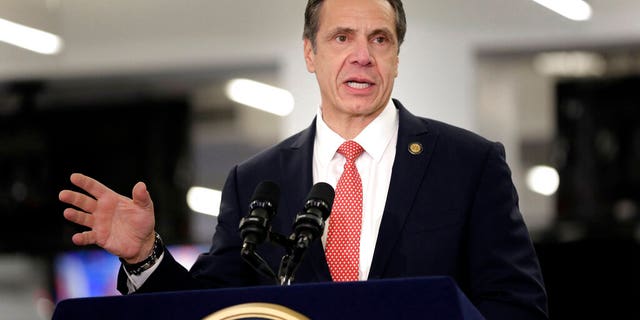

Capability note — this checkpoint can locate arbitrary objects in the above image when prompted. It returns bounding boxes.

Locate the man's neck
[321,116,372,140]
[320,106,388,140]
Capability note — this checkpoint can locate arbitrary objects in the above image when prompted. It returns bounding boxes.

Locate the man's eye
[373,36,387,44]
[336,35,347,42]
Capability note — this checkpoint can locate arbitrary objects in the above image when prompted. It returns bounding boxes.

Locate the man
[59,0,548,318]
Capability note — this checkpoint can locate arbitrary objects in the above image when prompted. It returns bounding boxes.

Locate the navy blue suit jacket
[119,100,548,319]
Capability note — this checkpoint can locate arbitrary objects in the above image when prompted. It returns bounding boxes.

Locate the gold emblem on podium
[203,302,309,320]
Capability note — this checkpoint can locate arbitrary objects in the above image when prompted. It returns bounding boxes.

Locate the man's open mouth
[346,81,372,89]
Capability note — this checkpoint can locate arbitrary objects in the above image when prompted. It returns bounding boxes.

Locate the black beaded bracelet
[120,232,164,276]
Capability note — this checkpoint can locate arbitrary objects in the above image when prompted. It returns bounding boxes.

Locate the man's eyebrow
[324,26,396,42]
[327,27,356,36]
[369,27,394,38]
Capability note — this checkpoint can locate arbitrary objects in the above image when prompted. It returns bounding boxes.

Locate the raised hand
[59,173,156,264]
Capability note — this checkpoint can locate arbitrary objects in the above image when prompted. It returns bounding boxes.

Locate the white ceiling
[0,0,639,79]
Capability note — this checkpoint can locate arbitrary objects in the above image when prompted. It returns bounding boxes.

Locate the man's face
[304,0,399,125]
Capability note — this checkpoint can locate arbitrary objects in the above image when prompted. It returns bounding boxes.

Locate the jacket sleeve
[467,142,549,319]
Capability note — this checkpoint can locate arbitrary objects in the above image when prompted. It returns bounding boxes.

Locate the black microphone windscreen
[307,182,335,213]
[250,181,280,208]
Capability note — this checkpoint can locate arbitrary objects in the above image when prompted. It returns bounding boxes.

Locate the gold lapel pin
[408,142,423,155]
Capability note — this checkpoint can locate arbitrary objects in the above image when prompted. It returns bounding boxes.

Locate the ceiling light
[0,18,63,55]
[532,0,592,21]
[526,165,560,196]
[226,78,294,116]
[533,51,606,77]
[187,186,221,216]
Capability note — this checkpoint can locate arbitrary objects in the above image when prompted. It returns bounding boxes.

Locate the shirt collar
[315,99,398,165]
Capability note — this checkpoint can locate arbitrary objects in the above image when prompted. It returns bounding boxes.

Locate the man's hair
[303,0,406,52]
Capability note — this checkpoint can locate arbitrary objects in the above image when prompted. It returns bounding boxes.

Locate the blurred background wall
[0,0,638,319]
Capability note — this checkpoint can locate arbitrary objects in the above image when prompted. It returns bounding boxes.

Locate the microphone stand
[240,242,279,285]
[278,235,312,285]
[267,231,300,286]
[240,229,302,286]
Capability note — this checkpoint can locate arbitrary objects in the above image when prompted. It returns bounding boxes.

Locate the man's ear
[303,38,316,73]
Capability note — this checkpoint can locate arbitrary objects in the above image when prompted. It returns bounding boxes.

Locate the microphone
[279,182,334,285]
[239,181,279,246]
[239,181,279,282]
[293,182,334,248]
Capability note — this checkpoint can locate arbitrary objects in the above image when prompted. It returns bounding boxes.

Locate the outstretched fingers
[132,181,153,209]
[71,231,97,246]
[59,189,98,213]
[63,208,94,229]
[69,173,111,199]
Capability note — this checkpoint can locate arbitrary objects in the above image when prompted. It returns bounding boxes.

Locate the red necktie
[326,140,364,282]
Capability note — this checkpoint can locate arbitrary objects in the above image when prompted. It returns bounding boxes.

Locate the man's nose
[349,39,373,66]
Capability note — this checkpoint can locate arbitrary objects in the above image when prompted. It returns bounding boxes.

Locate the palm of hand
[93,192,155,260]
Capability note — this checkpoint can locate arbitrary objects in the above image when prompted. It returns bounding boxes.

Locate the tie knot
[337,140,364,161]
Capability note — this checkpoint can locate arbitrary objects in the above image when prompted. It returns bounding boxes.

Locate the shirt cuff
[123,251,165,294]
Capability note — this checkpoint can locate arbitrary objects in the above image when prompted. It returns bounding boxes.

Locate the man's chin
[339,100,386,117]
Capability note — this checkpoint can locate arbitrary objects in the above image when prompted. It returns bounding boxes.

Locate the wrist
[120,232,164,275]
[126,233,156,264]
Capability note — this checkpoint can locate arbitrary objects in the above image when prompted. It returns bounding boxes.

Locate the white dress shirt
[313,100,399,280]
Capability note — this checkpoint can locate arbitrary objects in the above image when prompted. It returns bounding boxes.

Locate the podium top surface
[53,276,484,320]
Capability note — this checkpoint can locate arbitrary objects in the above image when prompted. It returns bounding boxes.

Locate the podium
[52,276,484,319]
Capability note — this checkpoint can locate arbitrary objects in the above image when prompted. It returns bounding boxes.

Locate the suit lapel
[368,100,439,279]
[280,122,315,227]
[279,120,332,282]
